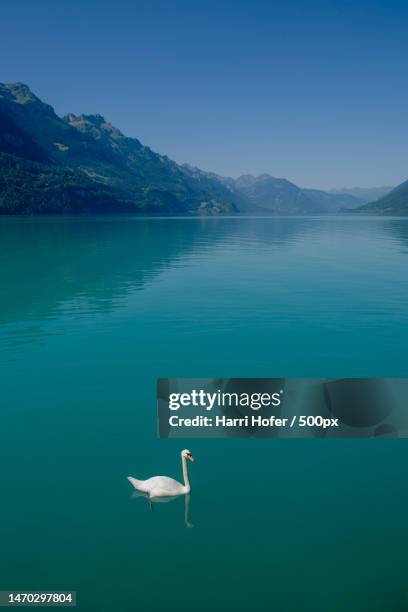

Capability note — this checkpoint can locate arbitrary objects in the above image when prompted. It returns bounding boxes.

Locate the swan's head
[182,449,195,462]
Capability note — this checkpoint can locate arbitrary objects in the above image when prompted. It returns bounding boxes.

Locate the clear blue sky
[1,0,408,189]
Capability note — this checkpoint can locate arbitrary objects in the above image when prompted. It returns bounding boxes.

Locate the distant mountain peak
[329,185,394,203]
[3,81,33,94]
[0,82,57,121]
[236,173,292,190]
[80,113,107,126]
[63,112,124,140]
[0,82,41,105]
[236,173,288,183]
[354,179,408,214]
[64,113,108,126]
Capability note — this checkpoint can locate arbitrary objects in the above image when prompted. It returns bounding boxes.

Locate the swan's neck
[181,455,191,493]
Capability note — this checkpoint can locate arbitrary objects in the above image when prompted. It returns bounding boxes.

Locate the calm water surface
[1,216,408,611]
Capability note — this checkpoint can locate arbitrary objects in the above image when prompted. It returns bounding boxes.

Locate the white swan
[127,449,194,499]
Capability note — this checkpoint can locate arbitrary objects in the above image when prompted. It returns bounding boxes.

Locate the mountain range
[354,180,408,215]
[0,82,405,215]
[329,186,393,203]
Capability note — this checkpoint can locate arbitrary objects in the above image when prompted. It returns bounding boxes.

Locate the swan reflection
[131,490,193,528]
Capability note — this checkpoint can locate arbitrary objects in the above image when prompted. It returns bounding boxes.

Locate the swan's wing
[144,476,178,487]
[146,476,185,497]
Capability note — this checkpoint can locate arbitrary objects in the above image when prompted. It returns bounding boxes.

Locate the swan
[127,449,194,499]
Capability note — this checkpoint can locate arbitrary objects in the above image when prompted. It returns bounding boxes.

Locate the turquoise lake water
[1,215,408,611]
